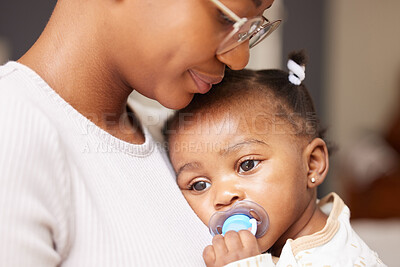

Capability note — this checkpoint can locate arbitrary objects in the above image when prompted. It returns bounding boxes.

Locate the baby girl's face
[168,109,314,252]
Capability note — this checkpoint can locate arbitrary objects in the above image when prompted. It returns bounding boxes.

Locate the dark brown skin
[169,106,329,266]
[18,0,274,144]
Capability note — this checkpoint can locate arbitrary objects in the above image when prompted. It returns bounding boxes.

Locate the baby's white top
[0,62,211,266]
[225,193,386,267]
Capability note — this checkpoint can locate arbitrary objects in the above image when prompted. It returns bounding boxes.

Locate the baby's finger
[223,231,243,252]
[203,245,216,266]
[211,234,228,256]
[238,230,261,254]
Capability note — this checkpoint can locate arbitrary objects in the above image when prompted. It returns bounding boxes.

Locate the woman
[0,0,279,266]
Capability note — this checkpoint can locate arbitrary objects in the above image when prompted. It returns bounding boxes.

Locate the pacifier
[208,200,269,238]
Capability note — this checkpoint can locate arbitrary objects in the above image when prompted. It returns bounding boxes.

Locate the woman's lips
[189,69,224,94]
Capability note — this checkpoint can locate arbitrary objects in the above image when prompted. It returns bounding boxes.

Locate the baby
[164,51,386,267]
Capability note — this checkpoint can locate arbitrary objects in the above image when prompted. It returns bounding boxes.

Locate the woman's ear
[304,138,329,188]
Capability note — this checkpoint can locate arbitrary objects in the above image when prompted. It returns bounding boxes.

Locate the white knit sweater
[0,62,211,267]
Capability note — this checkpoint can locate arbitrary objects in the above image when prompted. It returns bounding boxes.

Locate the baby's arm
[203,230,261,267]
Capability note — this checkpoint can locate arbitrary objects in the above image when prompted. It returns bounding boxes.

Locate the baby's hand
[203,230,261,267]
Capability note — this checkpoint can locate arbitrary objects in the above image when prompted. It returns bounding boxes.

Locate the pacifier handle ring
[249,218,257,235]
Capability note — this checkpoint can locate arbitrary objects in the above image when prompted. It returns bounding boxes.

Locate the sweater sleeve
[0,96,73,266]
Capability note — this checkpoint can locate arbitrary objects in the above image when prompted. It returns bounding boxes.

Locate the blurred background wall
[1,0,399,265]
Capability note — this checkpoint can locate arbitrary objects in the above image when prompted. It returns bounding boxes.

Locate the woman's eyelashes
[238,159,261,173]
[218,10,236,26]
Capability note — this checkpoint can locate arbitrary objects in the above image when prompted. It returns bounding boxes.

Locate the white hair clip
[287,59,305,85]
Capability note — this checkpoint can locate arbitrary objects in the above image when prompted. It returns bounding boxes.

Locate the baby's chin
[257,239,269,253]
[257,235,277,255]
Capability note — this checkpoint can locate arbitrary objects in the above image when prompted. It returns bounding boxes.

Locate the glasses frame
[209,0,281,54]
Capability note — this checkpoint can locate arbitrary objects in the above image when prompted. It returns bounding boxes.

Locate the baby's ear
[304,138,329,188]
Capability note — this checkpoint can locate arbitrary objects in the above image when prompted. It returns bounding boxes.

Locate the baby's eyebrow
[220,139,269,156]
[176,161,202,177]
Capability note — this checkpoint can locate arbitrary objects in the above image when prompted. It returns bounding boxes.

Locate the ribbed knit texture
[0,62,211,267]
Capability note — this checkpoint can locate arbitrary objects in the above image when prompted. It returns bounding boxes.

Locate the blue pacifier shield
[208,200,269,238]
[222,214,252,235]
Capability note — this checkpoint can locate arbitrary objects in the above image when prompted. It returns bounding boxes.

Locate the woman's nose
[213,181,246,210]
[216,41,250,70]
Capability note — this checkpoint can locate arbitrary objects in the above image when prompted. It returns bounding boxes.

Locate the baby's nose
[213,179,246,210]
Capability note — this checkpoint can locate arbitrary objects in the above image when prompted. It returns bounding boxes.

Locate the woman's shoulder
[0,61,71,139]
[0,73,70,175]
[0,71,59,141]
[0,62,70,170]
[0,61,53,111]
[0,64,74,264]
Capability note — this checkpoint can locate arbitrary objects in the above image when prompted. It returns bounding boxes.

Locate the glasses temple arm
[209,0,242,22]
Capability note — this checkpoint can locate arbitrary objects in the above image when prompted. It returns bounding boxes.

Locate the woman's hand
[203,230,261,267]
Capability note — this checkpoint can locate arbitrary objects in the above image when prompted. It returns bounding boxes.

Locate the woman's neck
[18,1,145,144]
[269,196,328,257]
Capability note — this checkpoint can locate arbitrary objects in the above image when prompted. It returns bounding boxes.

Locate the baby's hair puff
[289,50,307,67]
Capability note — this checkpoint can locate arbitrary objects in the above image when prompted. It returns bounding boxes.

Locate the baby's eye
[239,160,260,173]
[190,181,211,192]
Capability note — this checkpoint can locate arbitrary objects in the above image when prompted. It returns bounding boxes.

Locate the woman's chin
[158,93,195,110]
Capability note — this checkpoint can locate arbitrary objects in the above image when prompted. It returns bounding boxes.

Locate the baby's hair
[164,50,332,152]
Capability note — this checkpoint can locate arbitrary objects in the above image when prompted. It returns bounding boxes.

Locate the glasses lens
[249,20,281,48]
[217,17,263,55]
[238,20,261,41]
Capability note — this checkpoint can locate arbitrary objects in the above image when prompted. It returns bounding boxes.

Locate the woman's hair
[165,50,332,151]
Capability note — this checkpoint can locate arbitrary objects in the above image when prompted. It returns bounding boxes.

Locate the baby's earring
[310,177,316,183]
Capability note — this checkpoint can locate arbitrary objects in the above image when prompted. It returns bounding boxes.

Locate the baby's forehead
[173,103,294,134]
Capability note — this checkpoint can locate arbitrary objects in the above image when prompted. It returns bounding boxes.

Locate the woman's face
[108,0,274,109]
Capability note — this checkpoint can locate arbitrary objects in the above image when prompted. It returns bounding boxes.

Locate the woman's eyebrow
[255,0,274,10]
[220,139,269,156]
[252,0,262,7]
[252,0,272,8]
[176,161,202,177]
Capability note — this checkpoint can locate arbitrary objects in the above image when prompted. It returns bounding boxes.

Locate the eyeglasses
[209,0,281,55]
